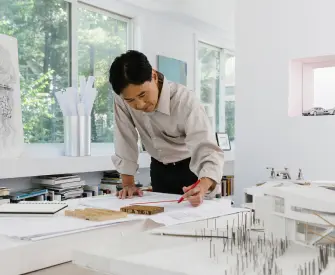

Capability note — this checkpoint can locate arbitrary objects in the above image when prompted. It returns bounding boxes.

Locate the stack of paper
[32,174,85,200]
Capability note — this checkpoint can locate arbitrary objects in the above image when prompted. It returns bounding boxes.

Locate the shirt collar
[155,76,170,116]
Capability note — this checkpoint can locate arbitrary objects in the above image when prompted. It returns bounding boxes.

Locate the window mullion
[219,49,226,132]
[70,0,79,88]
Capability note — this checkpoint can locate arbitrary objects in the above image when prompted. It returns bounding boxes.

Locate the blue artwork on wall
[157,55,187,86]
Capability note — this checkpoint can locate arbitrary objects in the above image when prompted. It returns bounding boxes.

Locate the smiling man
[109,50,224,207]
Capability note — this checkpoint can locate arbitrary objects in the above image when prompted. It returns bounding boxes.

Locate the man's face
[121,70,159,112]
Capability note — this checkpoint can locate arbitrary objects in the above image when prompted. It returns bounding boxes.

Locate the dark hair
[109,50,152,95]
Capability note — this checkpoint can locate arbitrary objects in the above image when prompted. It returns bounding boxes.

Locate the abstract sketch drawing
[0,34,24,158]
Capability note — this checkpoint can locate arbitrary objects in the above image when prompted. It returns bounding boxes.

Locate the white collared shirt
[112,78,224,184]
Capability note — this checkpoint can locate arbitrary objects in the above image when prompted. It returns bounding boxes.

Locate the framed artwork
[216,132,231,151]
[0,34,24,158]
[157,55,187,86]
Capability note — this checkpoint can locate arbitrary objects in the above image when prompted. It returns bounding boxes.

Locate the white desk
[0,196,234,275]
[0,196,158,275]
[0,219,152,275]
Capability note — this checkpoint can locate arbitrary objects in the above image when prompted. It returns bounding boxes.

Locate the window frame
[194,35,235,140]
[22,0,135,157]
[289,55,335,116]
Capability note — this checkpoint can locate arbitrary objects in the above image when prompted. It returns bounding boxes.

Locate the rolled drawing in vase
[0,34,24,158]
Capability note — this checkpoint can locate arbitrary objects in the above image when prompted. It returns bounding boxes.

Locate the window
[197,41,235,141]
[273,196,285,213]
[198,42,220,130]
[313,67,335,109]
[0,0,70,143]
[78,6,130,142]
[295,221,329,243]
[224,53,235,142]
[289,55,335,117]
[0,0,132,143]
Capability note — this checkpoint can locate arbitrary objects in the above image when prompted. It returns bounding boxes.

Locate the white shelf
[0,142,234,179]
[0,152,151,179]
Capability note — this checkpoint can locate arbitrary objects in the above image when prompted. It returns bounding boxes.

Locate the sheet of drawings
[81,192,236,226]
[0,34,24,158]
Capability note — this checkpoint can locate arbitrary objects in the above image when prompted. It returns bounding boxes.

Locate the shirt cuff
[198,166,222,186]
[112,155,139,176]
[204,184,220,200]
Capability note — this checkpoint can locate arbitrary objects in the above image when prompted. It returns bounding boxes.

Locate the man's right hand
[117,174,143,199]
[117,184,143,199]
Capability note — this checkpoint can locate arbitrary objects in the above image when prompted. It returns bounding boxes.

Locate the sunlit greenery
[0,0,234,143]
[198,44,235,141]
[0,0,128,143]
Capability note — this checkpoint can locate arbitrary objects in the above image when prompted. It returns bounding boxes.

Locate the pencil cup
[63,116,91,157]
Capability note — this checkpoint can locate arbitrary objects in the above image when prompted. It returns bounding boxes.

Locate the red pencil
[178,179,201,203]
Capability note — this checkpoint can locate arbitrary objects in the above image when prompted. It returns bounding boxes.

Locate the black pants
[150,157,198,195]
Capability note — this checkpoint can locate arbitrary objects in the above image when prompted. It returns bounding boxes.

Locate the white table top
[0,195,234,275]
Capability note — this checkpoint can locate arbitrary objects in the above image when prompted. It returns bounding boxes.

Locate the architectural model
[72,167,335,275]
[242,167,335,211]
[73,210,335,275]
[253,184,335,246]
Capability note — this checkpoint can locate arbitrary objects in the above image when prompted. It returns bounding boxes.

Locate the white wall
[235,0,335,204]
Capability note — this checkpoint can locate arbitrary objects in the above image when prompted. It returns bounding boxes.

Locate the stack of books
[100,171,142,194]
[221,175,234,197]
[0,187,10,204]
[10,188,48,202]
[100,170,122,194]
[32,174,84,201]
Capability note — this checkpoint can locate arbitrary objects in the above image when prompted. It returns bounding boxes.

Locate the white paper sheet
[0,213,143,241]
[149,205,246,227]
[81,192,236,227]
[0,193,237,241]
[80,192,182,210]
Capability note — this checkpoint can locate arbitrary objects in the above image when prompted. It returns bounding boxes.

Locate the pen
[177,179,201,203]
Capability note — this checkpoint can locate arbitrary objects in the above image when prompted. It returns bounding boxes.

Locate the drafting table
[0,195,235,275]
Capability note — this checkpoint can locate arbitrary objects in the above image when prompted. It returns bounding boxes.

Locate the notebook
[0,201,68,216]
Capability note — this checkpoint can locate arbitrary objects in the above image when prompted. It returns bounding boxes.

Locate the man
[109,50,224,207]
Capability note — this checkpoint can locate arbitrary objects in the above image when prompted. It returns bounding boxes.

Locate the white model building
[243,167,335,211]
[254,184,335,246]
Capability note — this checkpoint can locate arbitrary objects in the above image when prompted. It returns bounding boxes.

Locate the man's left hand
[182,178,215,207]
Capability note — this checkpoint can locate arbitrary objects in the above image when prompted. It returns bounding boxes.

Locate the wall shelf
[0,153,151,179]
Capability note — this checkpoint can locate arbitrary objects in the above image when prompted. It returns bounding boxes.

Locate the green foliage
[1,0,233,144]
[0,0,128,143]
[198,44,235,140]
[225,101,235,141]
[21,71,64,142]
[198,45,220,104]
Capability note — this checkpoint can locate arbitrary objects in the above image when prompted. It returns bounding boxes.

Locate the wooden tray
[65,208,127,221]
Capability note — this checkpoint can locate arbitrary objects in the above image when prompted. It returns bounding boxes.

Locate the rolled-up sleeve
[184,95,224,184]
[112,95,139,176]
